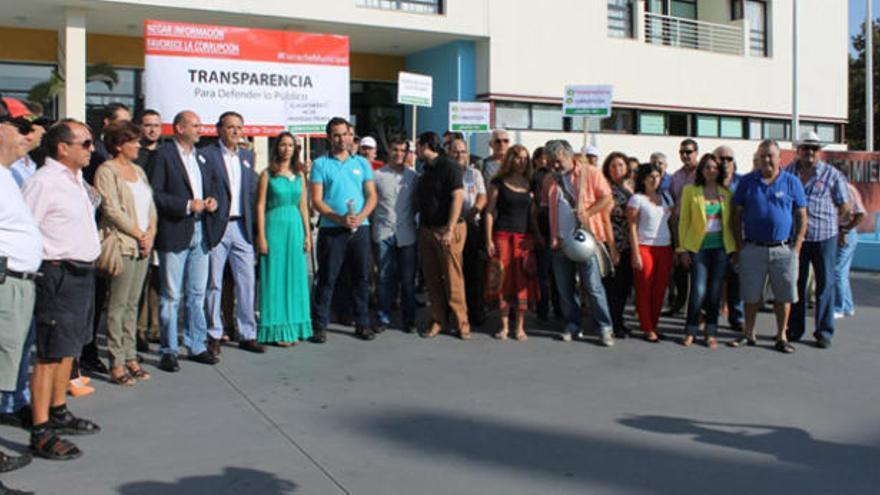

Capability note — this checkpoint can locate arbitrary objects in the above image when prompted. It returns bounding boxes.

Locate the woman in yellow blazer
[677,153,736,348]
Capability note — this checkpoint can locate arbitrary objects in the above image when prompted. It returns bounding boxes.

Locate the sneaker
[558,331,573,342]
[844,310,855,317]
[310,327,327,344]
[833,312,845,320]
[816,336,832,349]
[600,331,615,347]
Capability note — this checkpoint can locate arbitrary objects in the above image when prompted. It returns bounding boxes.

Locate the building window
[668,112,689,136]
[748,118,762,139]
[720,117,745,139]
[746,0,768,56]
[608,0,635,38]
[355,0,443,14]
[569,108,635,134]
[639,112,666,135]
[495,102,530,130]
[801,121,839,143]
[531,104,564,131]
[731,0,744,20]
[0,62,57,118]
[695,115,719,137]
[85,68,140,133]
[671,0,698,19]
[763,120,789,141]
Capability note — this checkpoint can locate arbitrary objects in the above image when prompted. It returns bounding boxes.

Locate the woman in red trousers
[627,162,674,342]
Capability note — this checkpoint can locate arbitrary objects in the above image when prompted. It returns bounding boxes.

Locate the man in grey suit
[203,111,263,355]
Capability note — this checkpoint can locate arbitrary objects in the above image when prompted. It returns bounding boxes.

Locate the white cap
[360,136,377,148]
[796,130,823,149]
[583,145,600,157]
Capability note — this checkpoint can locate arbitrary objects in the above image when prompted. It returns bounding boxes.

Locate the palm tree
[27,62,118,108]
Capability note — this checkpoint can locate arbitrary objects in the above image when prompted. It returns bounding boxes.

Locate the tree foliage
[849,18,880,150]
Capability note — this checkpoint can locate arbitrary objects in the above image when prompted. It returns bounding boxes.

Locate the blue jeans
[375,236,417,325]
[206,220,257,341]
[0,321,34,413]
[551,249,612,335]
[159,222,211,357]
[725,259,744,328]
[834,229,858,315]
[789,236,837,341]
[685,248,729,336]
[312,226,372,329]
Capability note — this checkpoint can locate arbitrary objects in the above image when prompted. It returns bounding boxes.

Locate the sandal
[644,331,660,343]
[681,335,695,347]
[728,335,757,348]
[30,431,82,460]
[0,451,32,473]
[275,342,292,348]
[774,340,796,354]
[705,337,718,349]
[126,364,151,382]
[110,372,136,387]
[514,330,528,342]
[48,411,101,436]
[494,329,509,340]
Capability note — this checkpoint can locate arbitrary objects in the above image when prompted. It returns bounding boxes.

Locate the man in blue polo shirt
[784,131,849,349]
[729,139,807,354]
[309,117,377,343]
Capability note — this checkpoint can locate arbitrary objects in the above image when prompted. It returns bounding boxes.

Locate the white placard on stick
[448,102,491,132]
[563,84,613,117]
[397,71,433,107]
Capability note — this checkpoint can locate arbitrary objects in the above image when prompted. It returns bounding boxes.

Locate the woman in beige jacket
[94,121,157,386]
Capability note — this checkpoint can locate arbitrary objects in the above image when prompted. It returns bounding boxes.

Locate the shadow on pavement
[351,408,880,494]
[116,467,297,495]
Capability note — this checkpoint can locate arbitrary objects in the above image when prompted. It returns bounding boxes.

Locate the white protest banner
[397,71,433,107]
[449,102,490,132]
[144,20,349,136]
[563,85,613,117]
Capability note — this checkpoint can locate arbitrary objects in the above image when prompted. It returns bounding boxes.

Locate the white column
[59,8,87,121]
[253,136,269,173]
[635,0,646,42]
[867,0,874,151]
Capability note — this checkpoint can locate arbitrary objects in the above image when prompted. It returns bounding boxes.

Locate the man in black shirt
[415,132,470,340]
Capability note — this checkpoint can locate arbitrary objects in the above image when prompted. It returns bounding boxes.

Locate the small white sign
[397,71,433,107]
[563,84,613,117]
[449,102,491,132]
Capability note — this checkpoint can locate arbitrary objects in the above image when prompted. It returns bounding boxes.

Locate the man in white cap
[358,136,384,171]
[784,130,849,349]
[583,145,600,167]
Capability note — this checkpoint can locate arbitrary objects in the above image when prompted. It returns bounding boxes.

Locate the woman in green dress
[256,132,312,346]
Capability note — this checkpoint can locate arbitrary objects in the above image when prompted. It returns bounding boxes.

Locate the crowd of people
[0,97,867,493]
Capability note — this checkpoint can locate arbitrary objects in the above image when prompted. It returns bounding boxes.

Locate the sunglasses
[679,149,696,155]
[718,156,735,163]
[493,138,510,144]
[64,139,94,149]
[0,118,33,135]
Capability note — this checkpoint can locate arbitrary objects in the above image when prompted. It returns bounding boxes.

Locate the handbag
[557,164,615,278]
[96,229,124,277]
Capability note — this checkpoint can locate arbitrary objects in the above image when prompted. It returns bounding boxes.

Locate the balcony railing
[356,0,443,14]
[644,12,744,56]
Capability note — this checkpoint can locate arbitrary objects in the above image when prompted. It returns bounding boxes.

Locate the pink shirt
[670,166,696,214]
[22,158,101,262]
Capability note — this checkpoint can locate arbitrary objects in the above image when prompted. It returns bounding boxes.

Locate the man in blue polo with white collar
[309,117,377,344]
[730,139,807,354]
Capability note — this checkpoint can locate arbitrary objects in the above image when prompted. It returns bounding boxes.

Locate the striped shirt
[783,160,848,242]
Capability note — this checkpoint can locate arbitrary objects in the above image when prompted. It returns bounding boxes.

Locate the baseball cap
[360,136,377,148]
[1,97,32,119]
[582,145,600,157]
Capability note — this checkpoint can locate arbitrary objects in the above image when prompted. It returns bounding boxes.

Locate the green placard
[288,124,324,133]
[564,108,610,117]
[451,123,490,131]
[399,95,431,107]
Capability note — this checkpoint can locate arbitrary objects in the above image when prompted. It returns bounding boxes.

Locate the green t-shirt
[701,200,724,250]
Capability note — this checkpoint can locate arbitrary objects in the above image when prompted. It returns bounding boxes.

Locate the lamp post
[868,0,874,151]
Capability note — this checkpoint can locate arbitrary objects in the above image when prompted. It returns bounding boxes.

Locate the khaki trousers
[418,223,468,329]
[107,256,149,368]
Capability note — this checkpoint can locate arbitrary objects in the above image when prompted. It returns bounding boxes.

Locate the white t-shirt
[627,193,672,246]
[126,176,153,232]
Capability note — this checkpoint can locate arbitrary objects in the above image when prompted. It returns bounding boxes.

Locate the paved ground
[4,272,880,495]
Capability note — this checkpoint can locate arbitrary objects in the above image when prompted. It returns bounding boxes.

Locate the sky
[850,0,879,53]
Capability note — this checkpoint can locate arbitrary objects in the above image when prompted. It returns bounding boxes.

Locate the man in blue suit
[203,111,263,355]
[149,110,222,372]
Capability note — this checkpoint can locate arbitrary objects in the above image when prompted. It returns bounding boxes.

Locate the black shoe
[816,336,832,349]
[613,326,631,339]
[238,339,266,354]
[402,321,416,334]
[310,328,327,344]
[158,354,180,372]
[136,335,150,353]
[374,322,387,334]
[0,406,32,429]
[0,479,35,495]
[79,357,109,375]
[355,326,376,341]
[189,351,218,365]
[0,451,31,473]
[207,337,222,357]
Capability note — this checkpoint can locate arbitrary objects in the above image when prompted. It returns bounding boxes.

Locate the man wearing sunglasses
[665,138,700,316]
[479,128,510,183]
[714,146,744,334]
[0,103,44,484]
[21,119,103,461]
